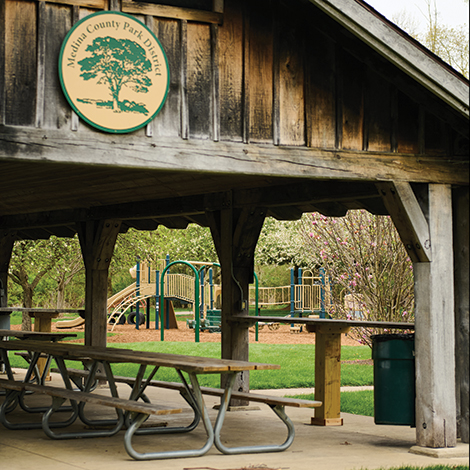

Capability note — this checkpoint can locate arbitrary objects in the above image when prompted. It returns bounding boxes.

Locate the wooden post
[414,184,457,448]
[311,323,350,426]
[78,220,121,348]
[0,231,15,330]
[453,186,469,444]
[381,182,458,448]
[207,194,266,404]
[30,311,60,380]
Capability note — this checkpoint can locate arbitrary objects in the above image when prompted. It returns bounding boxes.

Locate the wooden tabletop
[0,308,85,315]
[0,329,77,341]
[0,339,279,374]
[232,315,415,330]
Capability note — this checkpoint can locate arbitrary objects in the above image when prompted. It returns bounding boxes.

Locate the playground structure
[57,257,332,339]
[251,268,331,317]
[56,256,221,337]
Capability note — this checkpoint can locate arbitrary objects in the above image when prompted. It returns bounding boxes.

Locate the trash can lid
[371,333,415,343]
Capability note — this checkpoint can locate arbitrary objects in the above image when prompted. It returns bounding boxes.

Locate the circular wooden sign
[59,11,170,134]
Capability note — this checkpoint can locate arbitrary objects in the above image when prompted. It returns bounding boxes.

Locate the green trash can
[372,333,415,427]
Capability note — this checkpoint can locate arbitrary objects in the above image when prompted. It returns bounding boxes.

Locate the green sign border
[59,11,170,134]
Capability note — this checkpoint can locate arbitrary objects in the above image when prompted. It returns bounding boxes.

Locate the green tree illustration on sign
[78,36,152,114]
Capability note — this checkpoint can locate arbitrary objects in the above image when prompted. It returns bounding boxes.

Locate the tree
[79,37,153,112]
[394,0,469,78]
[9,237,86,329]
[49,237,84,309]
[300,211,415,347]
[9,240,59,330]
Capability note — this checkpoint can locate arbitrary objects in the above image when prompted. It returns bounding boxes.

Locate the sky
[365,0,469,31]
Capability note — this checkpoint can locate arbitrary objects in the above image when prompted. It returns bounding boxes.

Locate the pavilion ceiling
[0,160,387,240]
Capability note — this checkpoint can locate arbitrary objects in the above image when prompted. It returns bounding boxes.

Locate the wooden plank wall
[0,0,463,157]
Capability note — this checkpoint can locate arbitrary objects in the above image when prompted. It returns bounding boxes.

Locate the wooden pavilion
[0,0,468,450]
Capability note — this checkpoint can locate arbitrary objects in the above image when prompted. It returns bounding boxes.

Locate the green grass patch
[290,390,374,416]
[7,341,372,390]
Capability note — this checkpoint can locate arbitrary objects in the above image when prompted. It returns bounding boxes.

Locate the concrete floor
[1,370,468,470]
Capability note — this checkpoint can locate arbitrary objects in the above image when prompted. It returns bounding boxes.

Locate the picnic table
[234,315,415,426]
[0,338,316,460]
[0,308,84,379]
[0,327,78,381]
[0,329,76,342]
[0,308,85,334]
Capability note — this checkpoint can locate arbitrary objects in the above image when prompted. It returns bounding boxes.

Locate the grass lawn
[290,389,374,416]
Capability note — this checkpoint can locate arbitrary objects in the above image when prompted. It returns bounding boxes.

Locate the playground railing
[164,273,195,304]
[250,286,291,306]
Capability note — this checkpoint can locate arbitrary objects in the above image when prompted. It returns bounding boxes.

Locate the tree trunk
[21,285,33,331]
[56,274,66,310]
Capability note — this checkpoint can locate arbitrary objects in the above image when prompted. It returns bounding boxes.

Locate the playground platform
[1,369,468,470]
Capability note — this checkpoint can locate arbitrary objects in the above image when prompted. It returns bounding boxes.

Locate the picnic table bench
[0,335,320,460]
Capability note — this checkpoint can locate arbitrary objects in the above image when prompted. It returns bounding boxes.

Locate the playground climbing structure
[250,269,331,318]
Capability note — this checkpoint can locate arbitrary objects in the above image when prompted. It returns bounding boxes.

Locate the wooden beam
[122,1,223,25]
[414,184,457,448]
[38,0,105,6]
[0,128,467,185]
[0,181,381,232]
[377,182,431,263]
[77,220,121,348]
[453,186,469,443]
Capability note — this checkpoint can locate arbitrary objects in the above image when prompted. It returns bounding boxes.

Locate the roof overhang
[309,0,469,119]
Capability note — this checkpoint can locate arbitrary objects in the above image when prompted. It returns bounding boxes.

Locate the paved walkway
[1,370,468,470]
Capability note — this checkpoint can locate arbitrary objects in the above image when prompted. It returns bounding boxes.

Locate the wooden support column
[453,186,469,444]
[207,194,266,402]
[77,220,121,348]
[414,184,456,448]
[311,323,350,426]
[380,182,457,448]
[0,231,15,330]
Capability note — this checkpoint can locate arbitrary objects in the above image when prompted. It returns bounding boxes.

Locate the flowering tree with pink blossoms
[300,210,414,347]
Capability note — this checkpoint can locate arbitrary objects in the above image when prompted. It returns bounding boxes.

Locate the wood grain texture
[278,4,304,146]
[122,1,222,24]
[218,0,243,142]
[42,2,72,129]
[187,22,212,139]
[341,49,364,151]
[305,29,336,150]
[34,0,106,8]
[377,182,431,263]
[396,90,420,155]
[366,69,392,152]
[211,23,220,141]
[150,18,182,138]
[0,128,467,185]
[4,0,37,126]
[312,324,349,426]
[415,184,457,448]
[247,0,273,144]
[452,186,469,444]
